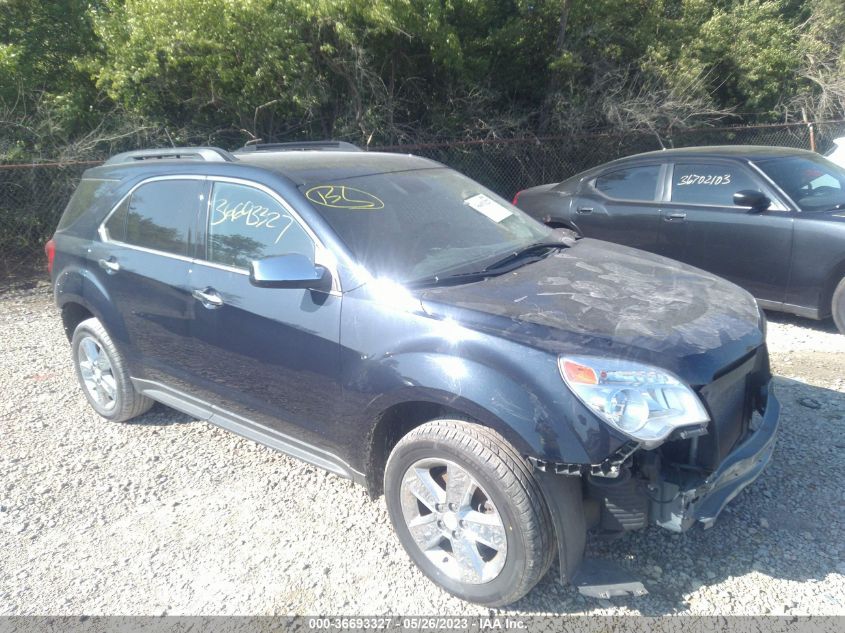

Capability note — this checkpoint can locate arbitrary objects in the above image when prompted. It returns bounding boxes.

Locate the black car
[47,143,779,606]
[513,146,845,334]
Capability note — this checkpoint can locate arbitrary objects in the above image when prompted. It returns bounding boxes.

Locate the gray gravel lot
[1,279,844,616]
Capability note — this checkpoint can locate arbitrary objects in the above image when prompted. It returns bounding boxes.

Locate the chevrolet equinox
[47,142,780,606]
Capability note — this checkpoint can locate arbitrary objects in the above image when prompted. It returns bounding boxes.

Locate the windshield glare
[755,154,845,212]
[300,168,552,283]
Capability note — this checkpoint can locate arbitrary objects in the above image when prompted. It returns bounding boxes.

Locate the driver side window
[671,163,758,207]
[205,181,315,269]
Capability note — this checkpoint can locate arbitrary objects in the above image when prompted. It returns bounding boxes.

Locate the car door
[570,162,666,252]
[185,177,343,452]
[658,160,794,304]
[92,177,203,391]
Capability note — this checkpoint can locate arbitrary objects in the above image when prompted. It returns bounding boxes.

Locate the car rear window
[594,165,661,201]
[57,178,119,232]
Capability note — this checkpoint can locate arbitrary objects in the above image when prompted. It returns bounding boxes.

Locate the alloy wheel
[399,458,507,585]
[76,335,117,411]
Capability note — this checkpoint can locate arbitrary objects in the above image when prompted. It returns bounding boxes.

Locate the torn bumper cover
[653,387,781,532]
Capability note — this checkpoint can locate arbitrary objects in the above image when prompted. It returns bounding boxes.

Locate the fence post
[802,108,817,152]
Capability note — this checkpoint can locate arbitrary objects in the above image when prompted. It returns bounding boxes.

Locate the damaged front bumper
[652,386,781,532]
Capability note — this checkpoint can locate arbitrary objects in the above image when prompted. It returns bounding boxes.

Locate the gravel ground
[1,279,843,616]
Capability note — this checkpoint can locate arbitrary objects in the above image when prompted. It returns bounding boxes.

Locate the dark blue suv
[47,142,780,606]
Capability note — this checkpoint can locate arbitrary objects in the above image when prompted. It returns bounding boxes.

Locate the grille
[695,346,770,471]
[658,346,770,472]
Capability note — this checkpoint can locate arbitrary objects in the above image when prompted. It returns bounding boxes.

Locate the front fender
[357,351,620,465]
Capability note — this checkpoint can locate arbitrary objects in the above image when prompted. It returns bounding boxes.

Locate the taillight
[45,238,55,274]
[512,190,524,206]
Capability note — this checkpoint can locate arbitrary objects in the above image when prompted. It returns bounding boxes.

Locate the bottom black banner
[0,616,842,633]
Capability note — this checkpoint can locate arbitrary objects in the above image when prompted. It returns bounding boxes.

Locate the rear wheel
[833,277,845,335]
[71,317,153,422]
[384,419,555,606]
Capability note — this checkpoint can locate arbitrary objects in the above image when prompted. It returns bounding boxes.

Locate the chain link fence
[3,120,845,277]
[0,162,98,279]
[374,120,845,201]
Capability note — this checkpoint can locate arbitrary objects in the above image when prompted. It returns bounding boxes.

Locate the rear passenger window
[206,181,315,269]
[671,163,757,206]
[112,180,201,255]
[594,165,661,201]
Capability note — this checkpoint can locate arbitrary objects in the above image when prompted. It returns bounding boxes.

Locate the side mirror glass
[733,189,771,212]
[249,254,331,291]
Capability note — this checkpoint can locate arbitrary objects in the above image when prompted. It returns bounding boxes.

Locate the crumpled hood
[418,238,765,385]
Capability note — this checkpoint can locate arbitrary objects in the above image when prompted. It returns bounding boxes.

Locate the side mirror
[249,254,331,291]
[733,189,771,212]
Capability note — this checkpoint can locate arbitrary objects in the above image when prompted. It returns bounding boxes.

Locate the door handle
[192,287,224,309]
[98,257,120,274]
[664,211,687,221]
[576,207,594,214]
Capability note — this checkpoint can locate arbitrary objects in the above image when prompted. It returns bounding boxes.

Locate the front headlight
[559,355,709,447]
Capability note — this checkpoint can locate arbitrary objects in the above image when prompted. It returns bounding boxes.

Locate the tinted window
[594,165,661,201]
[58,178,119,231]
[121,180,200,255]
[300,168,551,283]
[755,155,845,212]
[671,163,757,206]
[206,182,314,269]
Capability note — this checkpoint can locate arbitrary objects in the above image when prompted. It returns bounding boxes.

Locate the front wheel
[384,419,556,606]
[833,277,845,335]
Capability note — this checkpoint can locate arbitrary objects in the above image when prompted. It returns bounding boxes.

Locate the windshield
[754,154,845,212]
[300,168,552,282]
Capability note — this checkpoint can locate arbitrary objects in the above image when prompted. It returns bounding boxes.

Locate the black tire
[71,317,153,422]
[384,419,556,606]
[833,277,845,335]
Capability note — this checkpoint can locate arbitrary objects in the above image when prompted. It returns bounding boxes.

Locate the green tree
[648,0,803,115]
[1,0,837,159]
[0,0,102,158]
[792,0,845,118]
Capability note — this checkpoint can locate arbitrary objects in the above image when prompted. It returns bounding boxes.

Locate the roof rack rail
[234,140,362,154]
[103,147,236,166]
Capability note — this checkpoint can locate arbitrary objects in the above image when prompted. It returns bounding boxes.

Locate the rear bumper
[653,386,780,532]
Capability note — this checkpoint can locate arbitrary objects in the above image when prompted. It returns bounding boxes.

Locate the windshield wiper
[406,239,571,288]
[482,241,569,272]
[406,270,492,288]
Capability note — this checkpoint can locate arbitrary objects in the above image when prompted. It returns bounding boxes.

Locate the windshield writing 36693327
[211,198,294,244]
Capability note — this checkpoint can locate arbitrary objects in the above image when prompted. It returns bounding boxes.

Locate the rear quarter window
[57,178,119,232]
